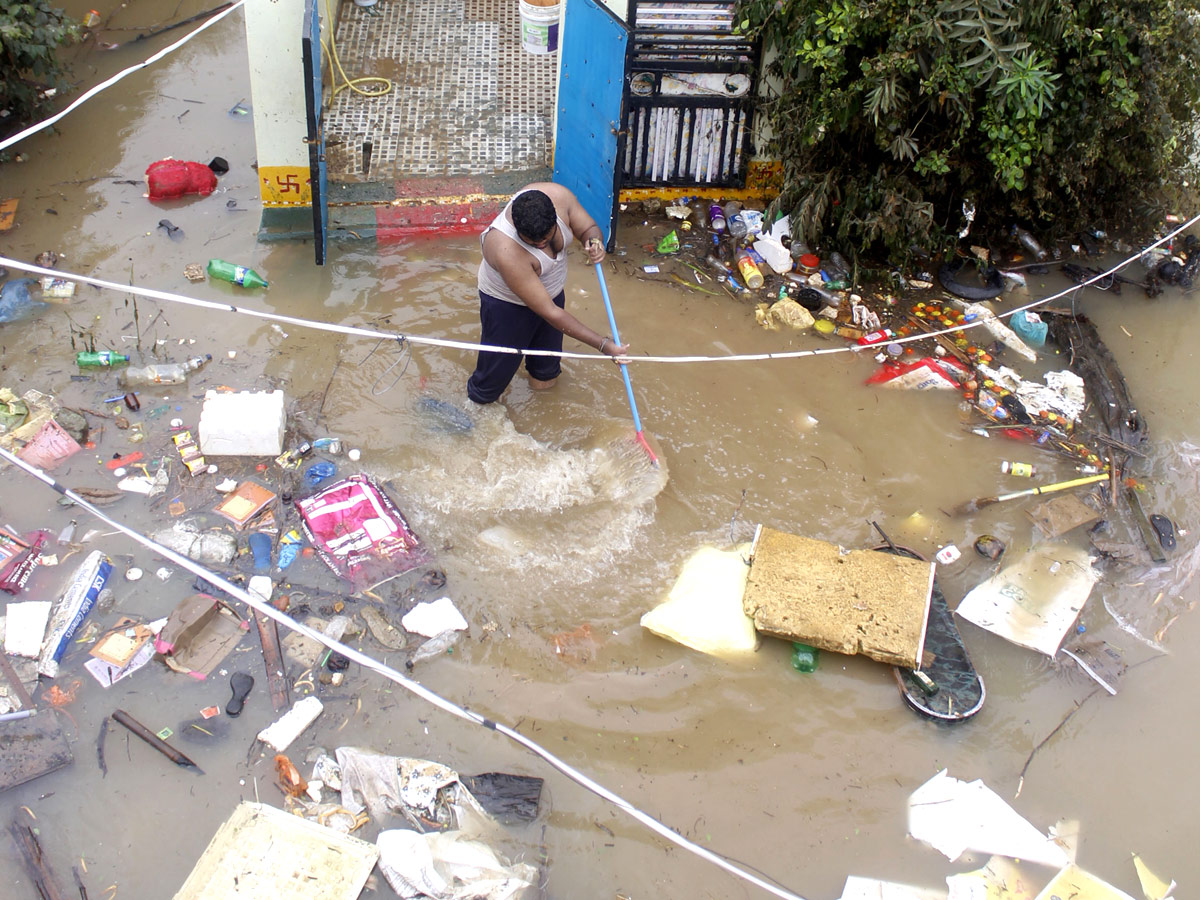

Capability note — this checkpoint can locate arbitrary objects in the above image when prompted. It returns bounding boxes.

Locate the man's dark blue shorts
[467,290,566,404]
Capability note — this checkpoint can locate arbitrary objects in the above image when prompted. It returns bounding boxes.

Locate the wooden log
[254,610,292,712]
[9,817,69,900]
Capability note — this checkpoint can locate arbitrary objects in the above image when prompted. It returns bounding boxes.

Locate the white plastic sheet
[377,829,538,900]
[3,600,51,657]
[908,770,1070,868]
[840,875,946,900]
[956,545,1097,656]
[640,545,757,657]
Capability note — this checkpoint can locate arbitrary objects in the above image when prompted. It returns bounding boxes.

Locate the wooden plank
[254,609,291,712]
[9,817,69,900]
[742,526,934,667]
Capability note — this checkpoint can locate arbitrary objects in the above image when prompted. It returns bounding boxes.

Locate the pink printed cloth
[296,474,427,590]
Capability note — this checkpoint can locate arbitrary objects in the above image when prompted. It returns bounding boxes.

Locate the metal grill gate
[622,0,759,188]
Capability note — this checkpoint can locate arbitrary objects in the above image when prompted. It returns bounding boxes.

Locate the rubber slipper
[248,532,272,570]
[1149,514,1176,550]
[226,672,255,717]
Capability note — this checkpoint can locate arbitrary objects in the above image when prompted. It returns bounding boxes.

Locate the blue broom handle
[594,262,645,435]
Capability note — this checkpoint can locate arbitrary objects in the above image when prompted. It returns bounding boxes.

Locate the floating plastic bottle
[76,351,130,367]
[708,204,726,232]
[207,258,268,289]
[118,354,212,387]
[791,642,819,673]
[1000,461,1037,477]
[705,254,731,275]
[407,630,460,667]
[735,249,764,289]
[727,213,749,239]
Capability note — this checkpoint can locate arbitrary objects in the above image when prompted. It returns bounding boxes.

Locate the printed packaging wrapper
[866,357,968,390]
[298,474,427,590]
[38,550,112,677]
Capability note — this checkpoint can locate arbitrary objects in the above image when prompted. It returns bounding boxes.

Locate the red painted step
[376,176,507,241]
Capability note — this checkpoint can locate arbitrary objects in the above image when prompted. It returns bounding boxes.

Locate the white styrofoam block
[257,695,323,751]
[199,390,287,456]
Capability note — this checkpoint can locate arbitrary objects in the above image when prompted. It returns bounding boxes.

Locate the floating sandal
[1149,514,1176,551]
[226,672,255,717]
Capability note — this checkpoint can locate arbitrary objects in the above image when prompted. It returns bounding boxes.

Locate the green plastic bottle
[791,642,819,673]
[207,258,268,289]
[76,351,130,367]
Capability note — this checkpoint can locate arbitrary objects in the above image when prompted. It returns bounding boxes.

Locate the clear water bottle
[118,354,212,387]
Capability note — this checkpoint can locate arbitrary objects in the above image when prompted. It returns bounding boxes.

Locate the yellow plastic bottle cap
[814,319,835,336]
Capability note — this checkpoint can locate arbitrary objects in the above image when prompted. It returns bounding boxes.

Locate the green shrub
[1,2,81,138]
[738,0,1200,263]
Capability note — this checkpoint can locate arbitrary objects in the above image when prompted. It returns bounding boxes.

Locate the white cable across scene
[0,0,248,154]
[2,214,1197,366]
[0,444,809,900]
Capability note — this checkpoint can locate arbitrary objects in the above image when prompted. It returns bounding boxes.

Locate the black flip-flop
[226,672,255,717]
[1149,514,1176,550]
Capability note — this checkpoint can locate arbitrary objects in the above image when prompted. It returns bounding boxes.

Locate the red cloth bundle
[145,159,217,200]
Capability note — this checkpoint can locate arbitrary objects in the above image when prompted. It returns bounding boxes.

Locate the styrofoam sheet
[172,801,378,900]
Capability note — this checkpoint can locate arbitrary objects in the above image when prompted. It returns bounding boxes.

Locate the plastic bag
[1009,310,1048,348]
[866,357,968,390]
[640,545,758,657]
[145,159,218,200]
[0,279,46,324]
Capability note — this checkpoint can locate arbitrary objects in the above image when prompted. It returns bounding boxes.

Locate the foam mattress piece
[742,526,933,667]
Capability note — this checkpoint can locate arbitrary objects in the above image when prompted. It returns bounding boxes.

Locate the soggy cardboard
[155,594,249,679]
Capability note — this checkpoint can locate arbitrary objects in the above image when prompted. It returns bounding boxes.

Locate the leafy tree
[1,2,80,138]
[737,0,1200,263]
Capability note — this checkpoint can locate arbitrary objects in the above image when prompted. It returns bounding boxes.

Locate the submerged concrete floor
[323,0,558,185]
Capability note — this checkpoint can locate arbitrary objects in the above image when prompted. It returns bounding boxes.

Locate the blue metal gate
[553,0,628,248]
[302,0,328,265]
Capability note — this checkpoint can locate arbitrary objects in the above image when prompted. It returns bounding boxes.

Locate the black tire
[938,258,1005,301]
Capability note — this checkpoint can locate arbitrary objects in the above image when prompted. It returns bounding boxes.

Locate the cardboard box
[155,594,249,679]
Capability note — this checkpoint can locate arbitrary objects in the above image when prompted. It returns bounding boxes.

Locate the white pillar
[244,0,313,209]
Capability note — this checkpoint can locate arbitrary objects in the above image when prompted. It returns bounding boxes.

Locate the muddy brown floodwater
[1,3,1198,899]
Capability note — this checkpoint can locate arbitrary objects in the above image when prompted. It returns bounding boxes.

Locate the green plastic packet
[0,388,29,432]
[656,230,680,254]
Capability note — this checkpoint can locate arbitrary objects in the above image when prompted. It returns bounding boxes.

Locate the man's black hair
[512,190,557,241]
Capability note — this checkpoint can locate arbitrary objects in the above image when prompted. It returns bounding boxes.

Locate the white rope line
[0,444,808,900]
[4,214,1194,367]
[0,1,248,154]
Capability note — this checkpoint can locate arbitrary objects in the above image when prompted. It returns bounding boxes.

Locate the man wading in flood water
[467,183,628,404]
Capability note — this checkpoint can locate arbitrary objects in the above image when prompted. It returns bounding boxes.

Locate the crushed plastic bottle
[406,630,460,668]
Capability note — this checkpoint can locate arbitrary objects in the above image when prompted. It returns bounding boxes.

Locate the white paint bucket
[519,0,560,54]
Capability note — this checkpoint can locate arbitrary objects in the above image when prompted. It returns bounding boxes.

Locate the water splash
[389,404,669,588]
